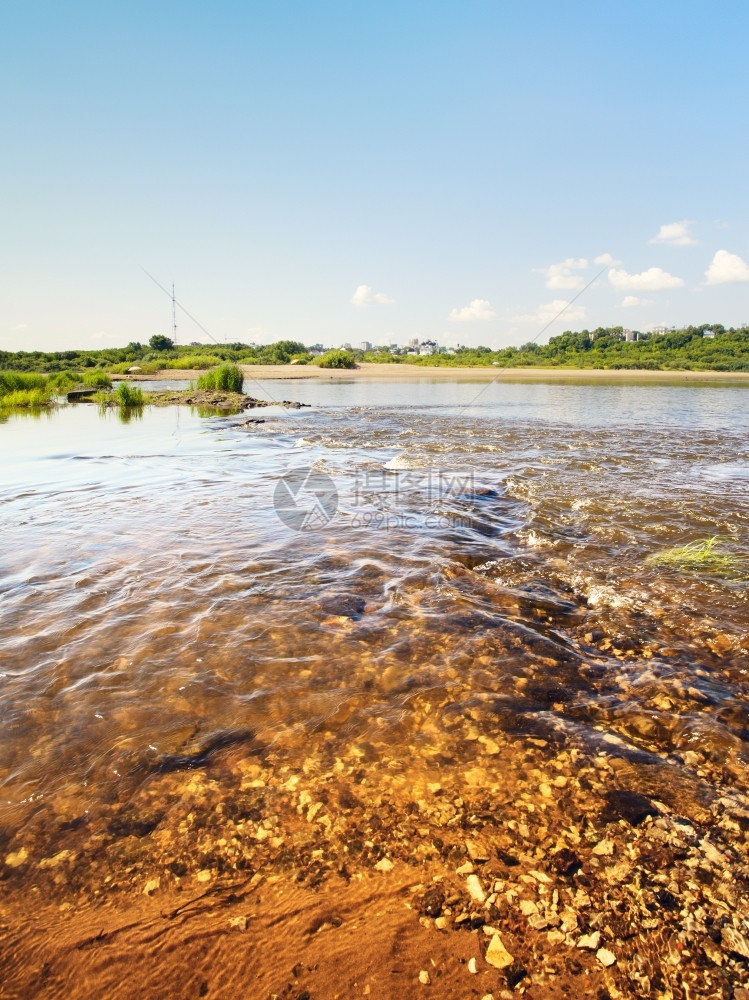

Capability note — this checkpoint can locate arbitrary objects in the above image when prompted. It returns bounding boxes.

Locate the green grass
[47,370,80,390]
[165,355,223,370]
[646,537,743,575]
[0,371,48,397]
[117,383,146,407]
[195,363,244,392]
[82,370,112,388]
[0,387,51,407]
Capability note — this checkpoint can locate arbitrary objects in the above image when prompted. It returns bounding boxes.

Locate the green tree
[149,334,174,351]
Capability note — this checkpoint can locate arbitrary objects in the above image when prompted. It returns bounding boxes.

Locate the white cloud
[621,295,653,307]
[608,267,684,291]
[704,249,749,285]
[594,252,620,266]
[12,323,28,331]
[536,257,588,290]
[351,284,394,307]
[649,221,697,247]
[448,298,496,322]
[513,299,587,325]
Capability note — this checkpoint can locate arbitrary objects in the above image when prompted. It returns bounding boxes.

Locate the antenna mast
[172,283,177,344]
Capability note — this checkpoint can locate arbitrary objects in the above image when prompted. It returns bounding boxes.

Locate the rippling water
[1,380,747,910]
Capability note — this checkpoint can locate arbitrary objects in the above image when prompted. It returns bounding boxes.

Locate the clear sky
[2,0,748,351]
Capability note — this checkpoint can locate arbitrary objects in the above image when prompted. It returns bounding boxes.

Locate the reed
[196,363,244,393]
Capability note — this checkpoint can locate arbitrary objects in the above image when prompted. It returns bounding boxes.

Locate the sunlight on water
[1,381,748,995]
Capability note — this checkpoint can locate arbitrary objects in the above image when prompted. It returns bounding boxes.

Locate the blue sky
[2,0,748,351]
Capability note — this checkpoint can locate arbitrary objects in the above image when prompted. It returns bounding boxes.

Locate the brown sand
[119,363,749,383]
[0,866,610,1000]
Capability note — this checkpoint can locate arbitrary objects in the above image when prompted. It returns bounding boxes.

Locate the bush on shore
[316,350,357,369]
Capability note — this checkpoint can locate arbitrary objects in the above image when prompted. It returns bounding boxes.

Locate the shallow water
[1,382,747,914]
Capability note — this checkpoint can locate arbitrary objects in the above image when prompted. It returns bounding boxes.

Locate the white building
[360,341,372,352]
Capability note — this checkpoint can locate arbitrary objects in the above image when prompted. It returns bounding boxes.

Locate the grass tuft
[196,363,244,393]
[646,536,744,576]
[117,383,145,407]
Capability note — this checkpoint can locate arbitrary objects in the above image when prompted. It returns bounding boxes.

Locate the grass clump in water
[646,536,742,575]
[196,363,244,393]
[0,387,51,407]
[117,382,146,407]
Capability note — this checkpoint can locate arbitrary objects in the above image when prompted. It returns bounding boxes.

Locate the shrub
[166,355,221,370]
[316,350,357,369]
[196,363,244,393]
[117,382,145,407]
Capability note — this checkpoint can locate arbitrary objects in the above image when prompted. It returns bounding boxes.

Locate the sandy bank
[120,363,749,384]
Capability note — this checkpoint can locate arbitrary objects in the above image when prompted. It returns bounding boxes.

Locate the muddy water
[1,381,748,995]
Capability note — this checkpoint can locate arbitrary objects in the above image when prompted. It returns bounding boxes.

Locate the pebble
[456,861,474,875]
[418,970,431,985]
[466,839,490,862]
[721,925,749,960]
[468,957,478,974]
[592,839,614,857]
[596,947,616,968]
[374,857,394,873]
[4,848,28,868]
[577,931,601,950]
[229,915,248,931]
[143,878,160,895]
[485,933,514,970]
[196,869,212,883]
[466,874,486,903]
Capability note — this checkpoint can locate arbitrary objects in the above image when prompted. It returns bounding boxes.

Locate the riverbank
[116,363,749,383]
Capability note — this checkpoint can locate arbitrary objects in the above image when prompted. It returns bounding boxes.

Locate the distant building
[702,329,716,339]
[360,341,372,352]
[420,339,438,354]
[342,342,352,350]
[652,325,668,335]
[189,341,202,347]
[408,337,420,348]
[390,343,399,352]
[624,329,636,342]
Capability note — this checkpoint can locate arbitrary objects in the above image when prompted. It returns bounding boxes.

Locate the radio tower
[172,283,177,345]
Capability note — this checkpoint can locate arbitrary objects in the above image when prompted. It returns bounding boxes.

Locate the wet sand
[119,362,749,383]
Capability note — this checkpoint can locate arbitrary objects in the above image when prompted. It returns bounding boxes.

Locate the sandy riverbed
[118,363,749,383]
